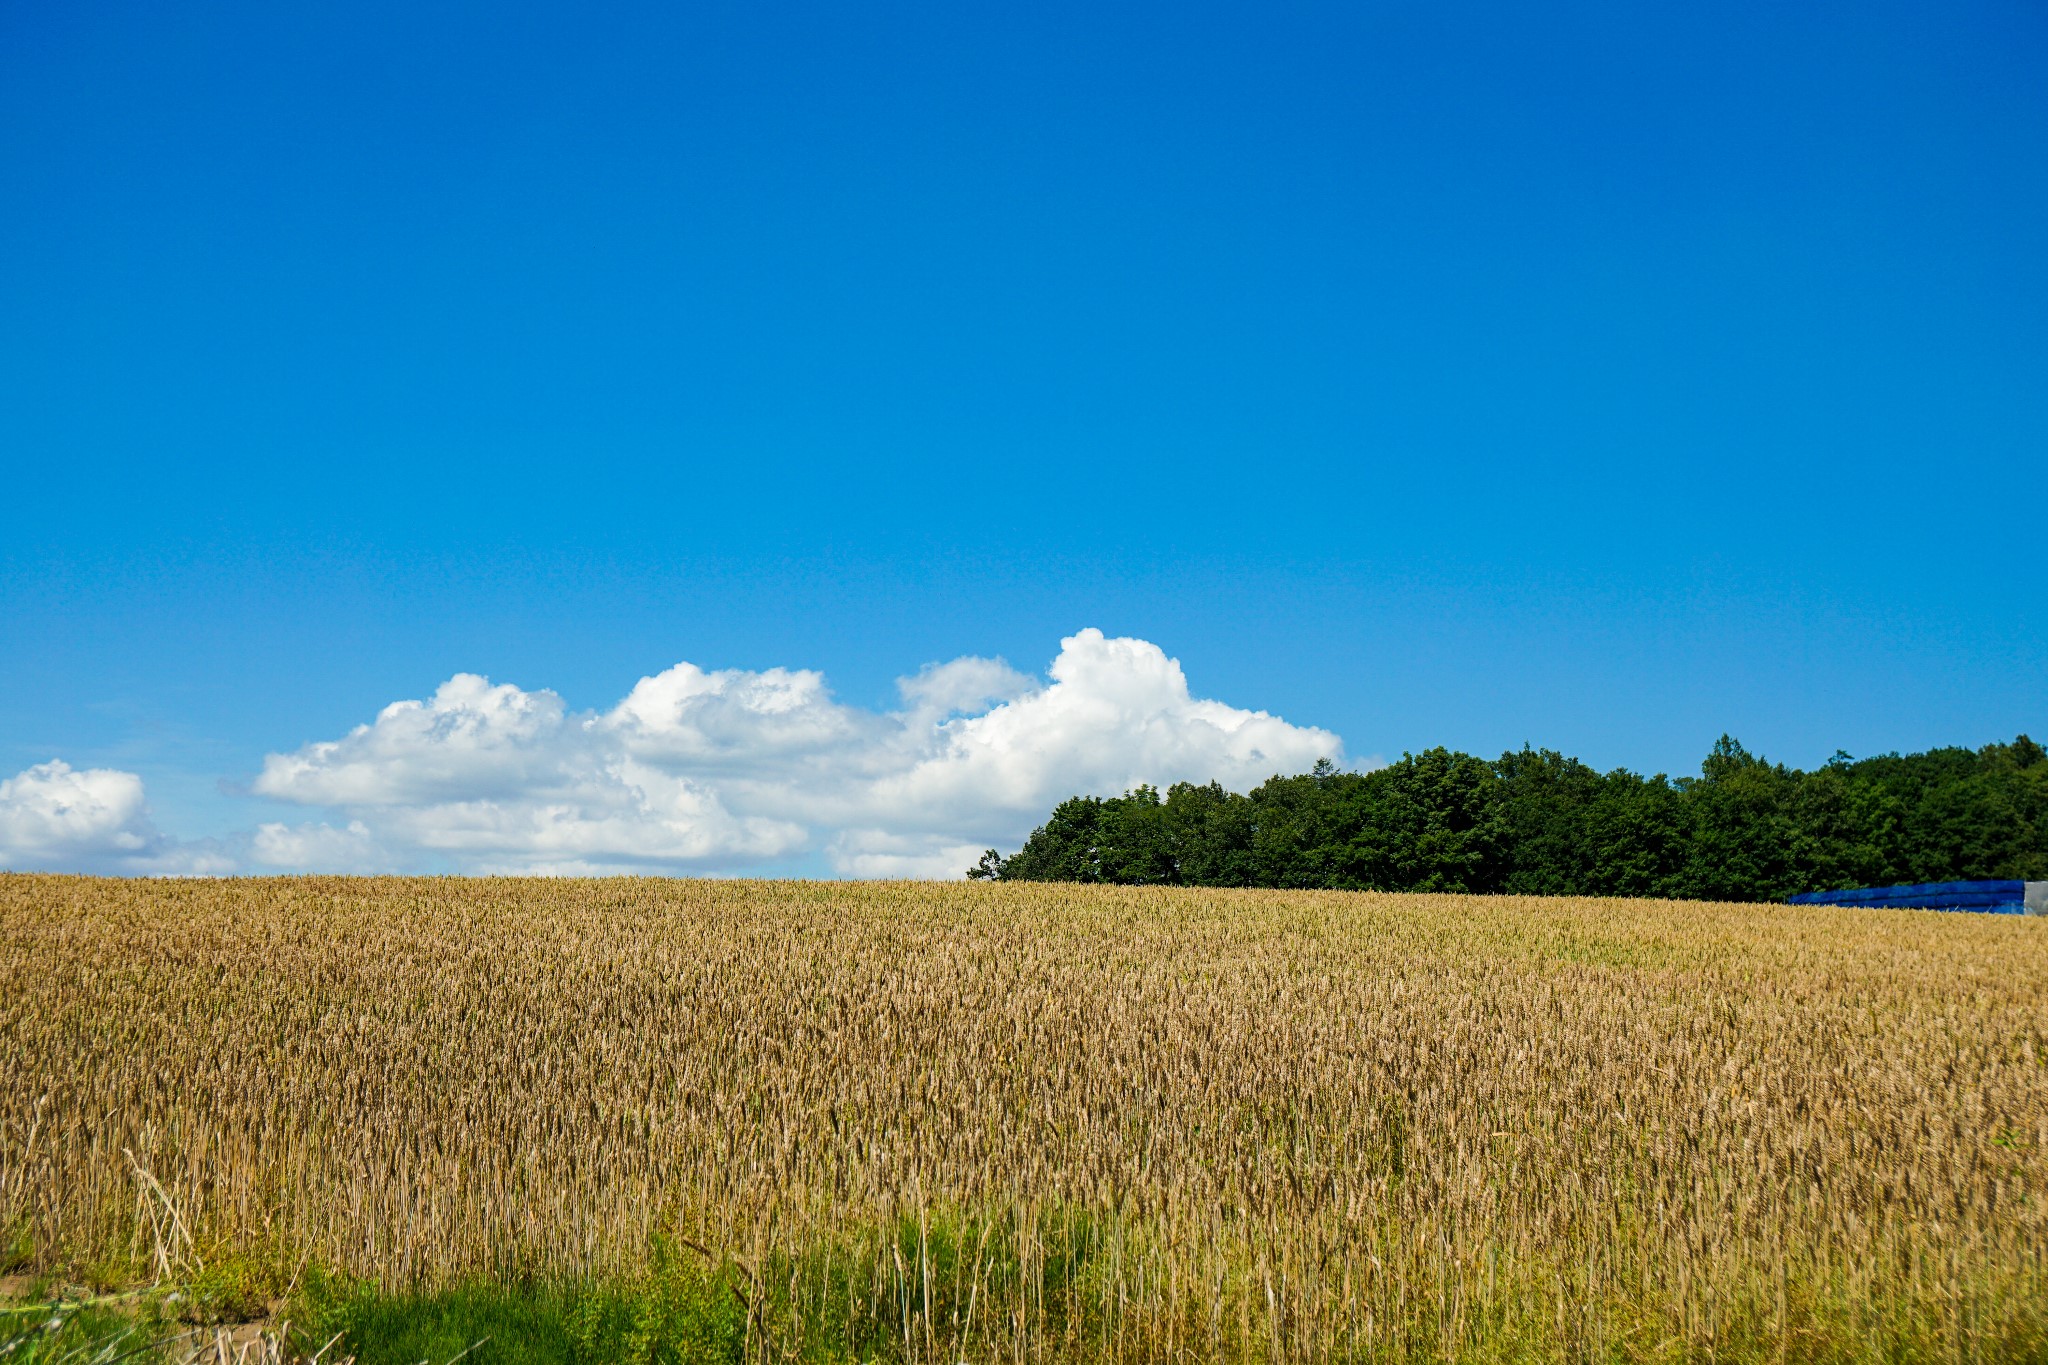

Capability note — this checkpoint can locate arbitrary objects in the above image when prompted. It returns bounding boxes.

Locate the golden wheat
[3,875,2044,1361]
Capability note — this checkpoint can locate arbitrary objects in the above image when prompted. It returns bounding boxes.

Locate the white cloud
[865,631,1336,833]
[608,664,878,767]
[824,831,995,880]
[0,760,151,859]
[7,630,1344,878]
[252,674,573,806]
[245,629,1340,876]
[0,759,232,874]
[248,819,385,873]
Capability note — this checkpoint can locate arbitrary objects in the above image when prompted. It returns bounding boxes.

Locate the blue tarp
[1788,879,2029,914]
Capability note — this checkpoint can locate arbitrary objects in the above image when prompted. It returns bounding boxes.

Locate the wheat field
[2,874,2044,1362]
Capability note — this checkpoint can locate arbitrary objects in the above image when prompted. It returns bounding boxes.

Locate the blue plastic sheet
[1787,880,2028,914]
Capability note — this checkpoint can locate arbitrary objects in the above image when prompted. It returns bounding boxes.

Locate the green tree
[999,796,1107,882]
[1344,748,1506,892]
[982,733,2046,897]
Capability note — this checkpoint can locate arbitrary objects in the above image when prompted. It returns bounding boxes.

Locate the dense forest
[969,734,2048,900]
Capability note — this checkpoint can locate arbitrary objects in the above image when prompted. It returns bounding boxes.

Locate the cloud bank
[1,630,1342,877]
[0,760,232,875]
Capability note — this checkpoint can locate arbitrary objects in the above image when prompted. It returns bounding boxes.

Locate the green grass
[9,1207,2047,1364]
[0,1274,749,1365]
[13,1256,2048,1365]
[293,1276,583,1365]
[0,1298,179,1365]
[289,1247,752,1365]
[282,1211,1115,1365]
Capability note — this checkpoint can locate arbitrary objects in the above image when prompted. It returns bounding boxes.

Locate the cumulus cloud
[252,674,573,807]
[864,632,1337,830]
[248,819,385,873]
[0,759,231,874]
[4,631,1344,878]
[248,629,1342,876]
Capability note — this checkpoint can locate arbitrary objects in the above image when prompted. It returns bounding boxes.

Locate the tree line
[968,734,2048,900]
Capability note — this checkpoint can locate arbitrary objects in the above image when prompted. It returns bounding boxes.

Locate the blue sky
[2,0,2043,873]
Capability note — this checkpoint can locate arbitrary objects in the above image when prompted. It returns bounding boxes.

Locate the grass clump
[0,1296,173,1365]
[291,1239,749,1365]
